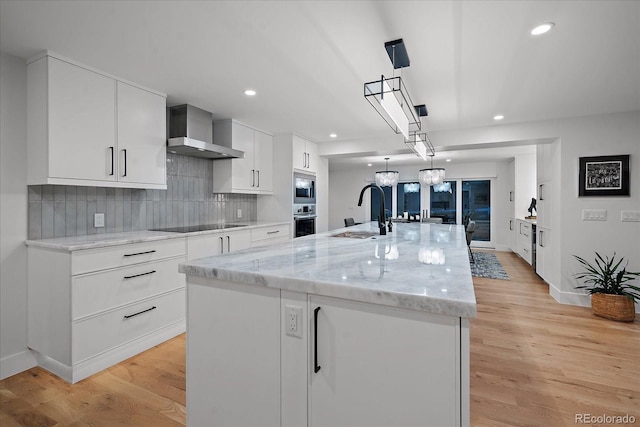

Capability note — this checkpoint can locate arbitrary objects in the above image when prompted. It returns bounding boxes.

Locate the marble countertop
[180,222,477,318]
[24,221,290,251]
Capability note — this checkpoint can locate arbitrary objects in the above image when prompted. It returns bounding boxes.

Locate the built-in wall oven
[294,172,316,204]
[294,204,316,238]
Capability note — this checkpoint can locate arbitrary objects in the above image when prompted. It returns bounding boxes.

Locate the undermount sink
[331,231,378,239]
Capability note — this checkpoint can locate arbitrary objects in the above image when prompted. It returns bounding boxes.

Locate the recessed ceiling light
[329,133,337,138]
[493,114,504,121]
[367,163,372,167]
[446,159,451,162]
[244,89,257,96]
[531,22,554,36]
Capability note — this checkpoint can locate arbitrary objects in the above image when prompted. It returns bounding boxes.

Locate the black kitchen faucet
[357,183,392,235]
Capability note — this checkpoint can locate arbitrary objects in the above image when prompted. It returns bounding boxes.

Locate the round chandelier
[375,157,399,187]
[418,155,446,185]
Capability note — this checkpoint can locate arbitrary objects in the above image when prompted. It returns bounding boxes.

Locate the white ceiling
[1,0,638,164]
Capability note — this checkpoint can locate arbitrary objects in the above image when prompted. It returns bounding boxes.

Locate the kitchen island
[181,222,476,427]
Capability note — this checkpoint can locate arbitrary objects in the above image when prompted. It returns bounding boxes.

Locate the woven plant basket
[591,293,636,322]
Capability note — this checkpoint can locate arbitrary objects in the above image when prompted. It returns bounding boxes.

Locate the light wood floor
[2,251,639,426]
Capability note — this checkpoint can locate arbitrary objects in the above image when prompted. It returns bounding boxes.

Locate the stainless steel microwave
[294,172,316,204]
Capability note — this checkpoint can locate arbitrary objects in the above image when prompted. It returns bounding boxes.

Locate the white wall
[0,53,36,379]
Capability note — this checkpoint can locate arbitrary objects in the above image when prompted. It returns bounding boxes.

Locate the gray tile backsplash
[27,153,257,239]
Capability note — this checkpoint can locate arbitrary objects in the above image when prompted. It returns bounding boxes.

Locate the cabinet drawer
[250,224,290,243]
[72,256,185,319]
[72,238,186,275]
[72,288,185,363]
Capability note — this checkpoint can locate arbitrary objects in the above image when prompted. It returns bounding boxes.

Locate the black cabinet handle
[267,230,280,235]
[307,153,310,169]
[124,270,156,280]
[251,169,255,187]
[227,235,231,252]
[219,236,224,253]
[109,147,114,176]
[122,149,127,177]
[509,191,513,202]
[540,230,545,247]
[539,184,544,200]
[303,152,306,168]
[256,170,260,187]
[124,250,156,257]
[314,306,321,373]
[123,306,156,319]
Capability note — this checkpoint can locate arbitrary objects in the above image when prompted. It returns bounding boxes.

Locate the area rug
[470,252,510,280]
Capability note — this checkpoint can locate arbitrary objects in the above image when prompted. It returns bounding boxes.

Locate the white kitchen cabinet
[537,180,553,229]
[212,120,273,194]
[187,280,281,427]
[187,229,251,260]
[116,81,167,186]
[293,134,318,173]
[27,52,167,189]
[516,219,534,265]
[27,237,186,383]
[536,226,558,287]
[309,295,460,427]
[187,281,468,426]
[250,223,291,248]
[509,217,517,253]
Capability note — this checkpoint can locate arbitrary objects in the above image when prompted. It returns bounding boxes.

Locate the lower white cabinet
[516,219,533,265]
[187,229,251,260]
[27,237,186,383]
[250,223,290,248]
[187,279,468,426]
[309,295,460,427]
[536,226,558,287]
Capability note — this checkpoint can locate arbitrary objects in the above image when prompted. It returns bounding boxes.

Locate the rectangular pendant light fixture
[364,75,419,139]
[405,131,434,161]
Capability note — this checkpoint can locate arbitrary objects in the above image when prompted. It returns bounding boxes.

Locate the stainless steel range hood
[166,104,245,159]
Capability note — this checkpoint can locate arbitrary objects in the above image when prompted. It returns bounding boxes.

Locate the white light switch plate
[94,213,105,228]
[582,209,607,221]
[621,210,640,222]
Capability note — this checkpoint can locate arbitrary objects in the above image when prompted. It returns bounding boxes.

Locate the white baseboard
[0,349,37,380]
[34,320,185,383]
[494,245,511,252]
[548,283,640,313]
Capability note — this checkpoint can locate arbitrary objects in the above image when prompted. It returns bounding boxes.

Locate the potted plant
[574,252,640,322]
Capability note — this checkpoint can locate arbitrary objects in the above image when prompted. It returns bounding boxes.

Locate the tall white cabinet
[536,142,560,288]
[27,52,167,189]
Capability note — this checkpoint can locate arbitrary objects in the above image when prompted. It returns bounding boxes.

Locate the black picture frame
[578,155,630,196]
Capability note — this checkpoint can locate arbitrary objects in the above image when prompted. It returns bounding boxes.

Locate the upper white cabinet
[293,134,318,173]
[27,52,167,189]
[212,120,273,194]
[116,82,167,186]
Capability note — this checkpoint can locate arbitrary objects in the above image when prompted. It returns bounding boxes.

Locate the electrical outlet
[94,213,105,228]
[285,305,303,338]
[237,208,242,219]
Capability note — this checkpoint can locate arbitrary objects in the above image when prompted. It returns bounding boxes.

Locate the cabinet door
[117,82,166,186]
[226,229,251,253]
[309,295,459,427]
[292,135,307,170]
[254,130,273,192]
[537,181,553,229]
[187,234,223,260]
[48,57,117,182]
[536,227,546,278]
[231,122,256,191]
[188,281,280,427]
[305,139,319,173]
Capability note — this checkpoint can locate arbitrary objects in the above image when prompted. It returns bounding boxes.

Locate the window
[370,186,392,221]
[397,182,421,217]
[430,181,457,224]
[462,180,490,241]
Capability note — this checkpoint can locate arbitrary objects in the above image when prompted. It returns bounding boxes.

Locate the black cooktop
[150,224,247,233]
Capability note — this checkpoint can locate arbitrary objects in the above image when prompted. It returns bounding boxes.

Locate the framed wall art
[578,155,630,196]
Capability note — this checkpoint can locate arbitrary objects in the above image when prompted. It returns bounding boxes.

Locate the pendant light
[419,154,446,185]
[375,157,399,187]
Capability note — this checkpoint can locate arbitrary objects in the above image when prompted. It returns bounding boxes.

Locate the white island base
[187,278,470,427]
[183,222,474,426]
